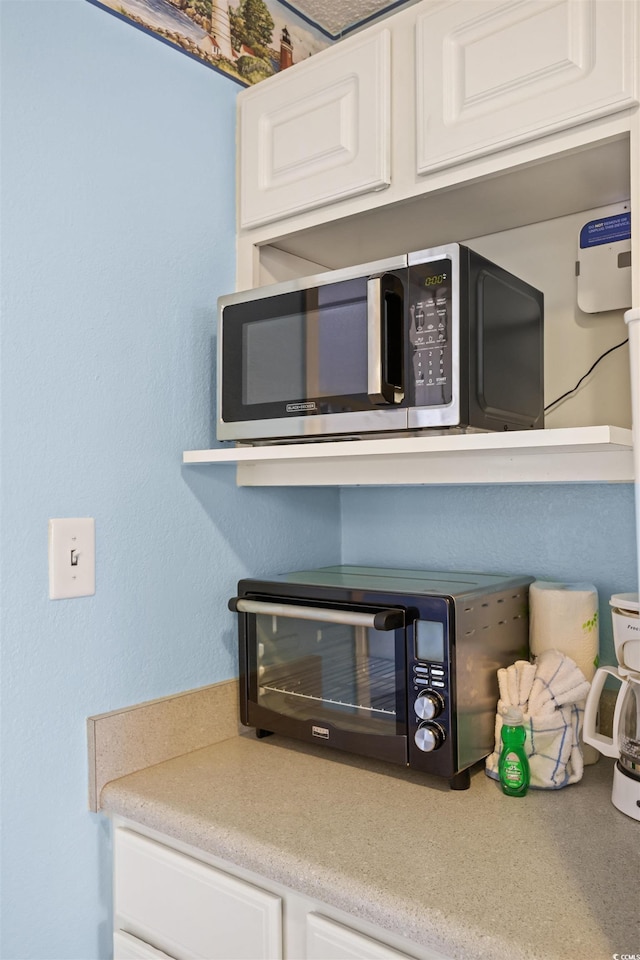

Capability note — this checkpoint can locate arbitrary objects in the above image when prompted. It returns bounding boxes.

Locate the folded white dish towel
[485,649,591,789]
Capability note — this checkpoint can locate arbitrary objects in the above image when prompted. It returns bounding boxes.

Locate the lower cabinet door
[114,828,283,959]
[306,913,416,960]
[114,930,175,960]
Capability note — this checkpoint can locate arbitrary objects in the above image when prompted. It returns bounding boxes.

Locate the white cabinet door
[306,913,418,960]
[239,30,391,229]
[114,930,175,960]
[416,0,638,175]
[114,828,282,960]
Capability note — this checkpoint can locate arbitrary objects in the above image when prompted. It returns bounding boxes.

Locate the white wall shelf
[183,426,633,487]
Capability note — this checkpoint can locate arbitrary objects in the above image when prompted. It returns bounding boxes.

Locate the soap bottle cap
[502,706,524,725]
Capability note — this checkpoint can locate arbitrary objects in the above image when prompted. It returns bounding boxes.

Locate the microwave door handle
[367,275,405,405]
[228,597,404,631]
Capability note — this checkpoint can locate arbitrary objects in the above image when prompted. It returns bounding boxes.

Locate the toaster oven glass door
[244,601,406,741]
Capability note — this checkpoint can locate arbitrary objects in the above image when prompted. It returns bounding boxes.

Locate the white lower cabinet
[306,914,415,960]
[113,930,174,959]
[114,828,282,959]
[113,824,450,960]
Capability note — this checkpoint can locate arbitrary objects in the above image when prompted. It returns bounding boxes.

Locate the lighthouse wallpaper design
[89,0,331,85]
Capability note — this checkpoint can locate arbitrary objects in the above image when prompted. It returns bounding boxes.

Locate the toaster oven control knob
[414,721,445,752]
[414,690,444,721]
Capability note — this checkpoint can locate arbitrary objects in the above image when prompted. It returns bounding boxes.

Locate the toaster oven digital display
[415,620,445,662]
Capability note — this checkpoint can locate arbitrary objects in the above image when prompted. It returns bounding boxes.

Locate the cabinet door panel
[240,31,390,229]
[114,930,175,960]
[114,828,282,960]
[416,0,638,174]
[306,913,417,960]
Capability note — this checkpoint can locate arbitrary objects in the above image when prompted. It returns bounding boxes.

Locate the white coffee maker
[584,593,640,821]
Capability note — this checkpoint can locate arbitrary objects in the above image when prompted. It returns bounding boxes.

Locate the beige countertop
[100,732,639,960]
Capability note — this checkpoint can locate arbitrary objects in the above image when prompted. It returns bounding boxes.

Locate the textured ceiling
[287,0,420,36]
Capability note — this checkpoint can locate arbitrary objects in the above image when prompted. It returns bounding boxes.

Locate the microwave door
[217,258,409,442]
[231,597,408,764]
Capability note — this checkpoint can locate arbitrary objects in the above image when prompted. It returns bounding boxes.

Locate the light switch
[48,518,95,599]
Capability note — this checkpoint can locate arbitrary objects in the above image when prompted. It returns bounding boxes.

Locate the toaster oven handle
[367,274,405,405]
[228,597,404,631]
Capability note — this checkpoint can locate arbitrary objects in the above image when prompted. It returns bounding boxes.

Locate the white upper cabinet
[416,0,638,175]
[237,0,638,244]
[239,29,391,229]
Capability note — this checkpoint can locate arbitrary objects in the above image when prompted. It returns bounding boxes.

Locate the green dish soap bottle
[498,706,530,797]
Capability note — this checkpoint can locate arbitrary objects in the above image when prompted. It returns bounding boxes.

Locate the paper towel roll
[529,580,600,764]
[529,580,600,679]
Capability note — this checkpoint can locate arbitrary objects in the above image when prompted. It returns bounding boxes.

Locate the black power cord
[544,337,629,413]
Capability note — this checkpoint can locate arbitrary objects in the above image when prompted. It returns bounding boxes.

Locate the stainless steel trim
[453,584,532,770]
[235,598,384,628]
[217,407,409,441]
[220,254,408,309]
[407,243,459,268]
[367,276,384,403]
[408,243,461,429]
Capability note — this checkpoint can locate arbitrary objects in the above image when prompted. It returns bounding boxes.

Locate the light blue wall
[340,483,637,665]
[2,3,638,959]
[0,2,340,958]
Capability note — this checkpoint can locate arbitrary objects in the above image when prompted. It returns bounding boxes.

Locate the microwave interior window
[243,314,305,406]
[242,279,368,406]
[255,613,396,735]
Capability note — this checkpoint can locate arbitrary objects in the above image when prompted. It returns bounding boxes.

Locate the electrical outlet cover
[576,201,632,314]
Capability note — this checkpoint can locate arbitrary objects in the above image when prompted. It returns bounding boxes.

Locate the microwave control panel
[408,258,453,408]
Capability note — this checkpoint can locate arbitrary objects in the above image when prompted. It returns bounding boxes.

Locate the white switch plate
[48,518,95,599]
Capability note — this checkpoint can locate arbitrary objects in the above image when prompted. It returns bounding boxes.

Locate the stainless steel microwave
[229,565,533,790]
[217,244,544,443]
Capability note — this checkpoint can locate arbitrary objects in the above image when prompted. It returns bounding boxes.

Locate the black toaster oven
[229,565,532,789]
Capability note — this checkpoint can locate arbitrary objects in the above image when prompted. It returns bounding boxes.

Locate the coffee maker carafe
[584,593,640,821]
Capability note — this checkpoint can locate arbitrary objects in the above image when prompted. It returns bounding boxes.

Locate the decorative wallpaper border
[87,0,419,86]
[86,0,331,86]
